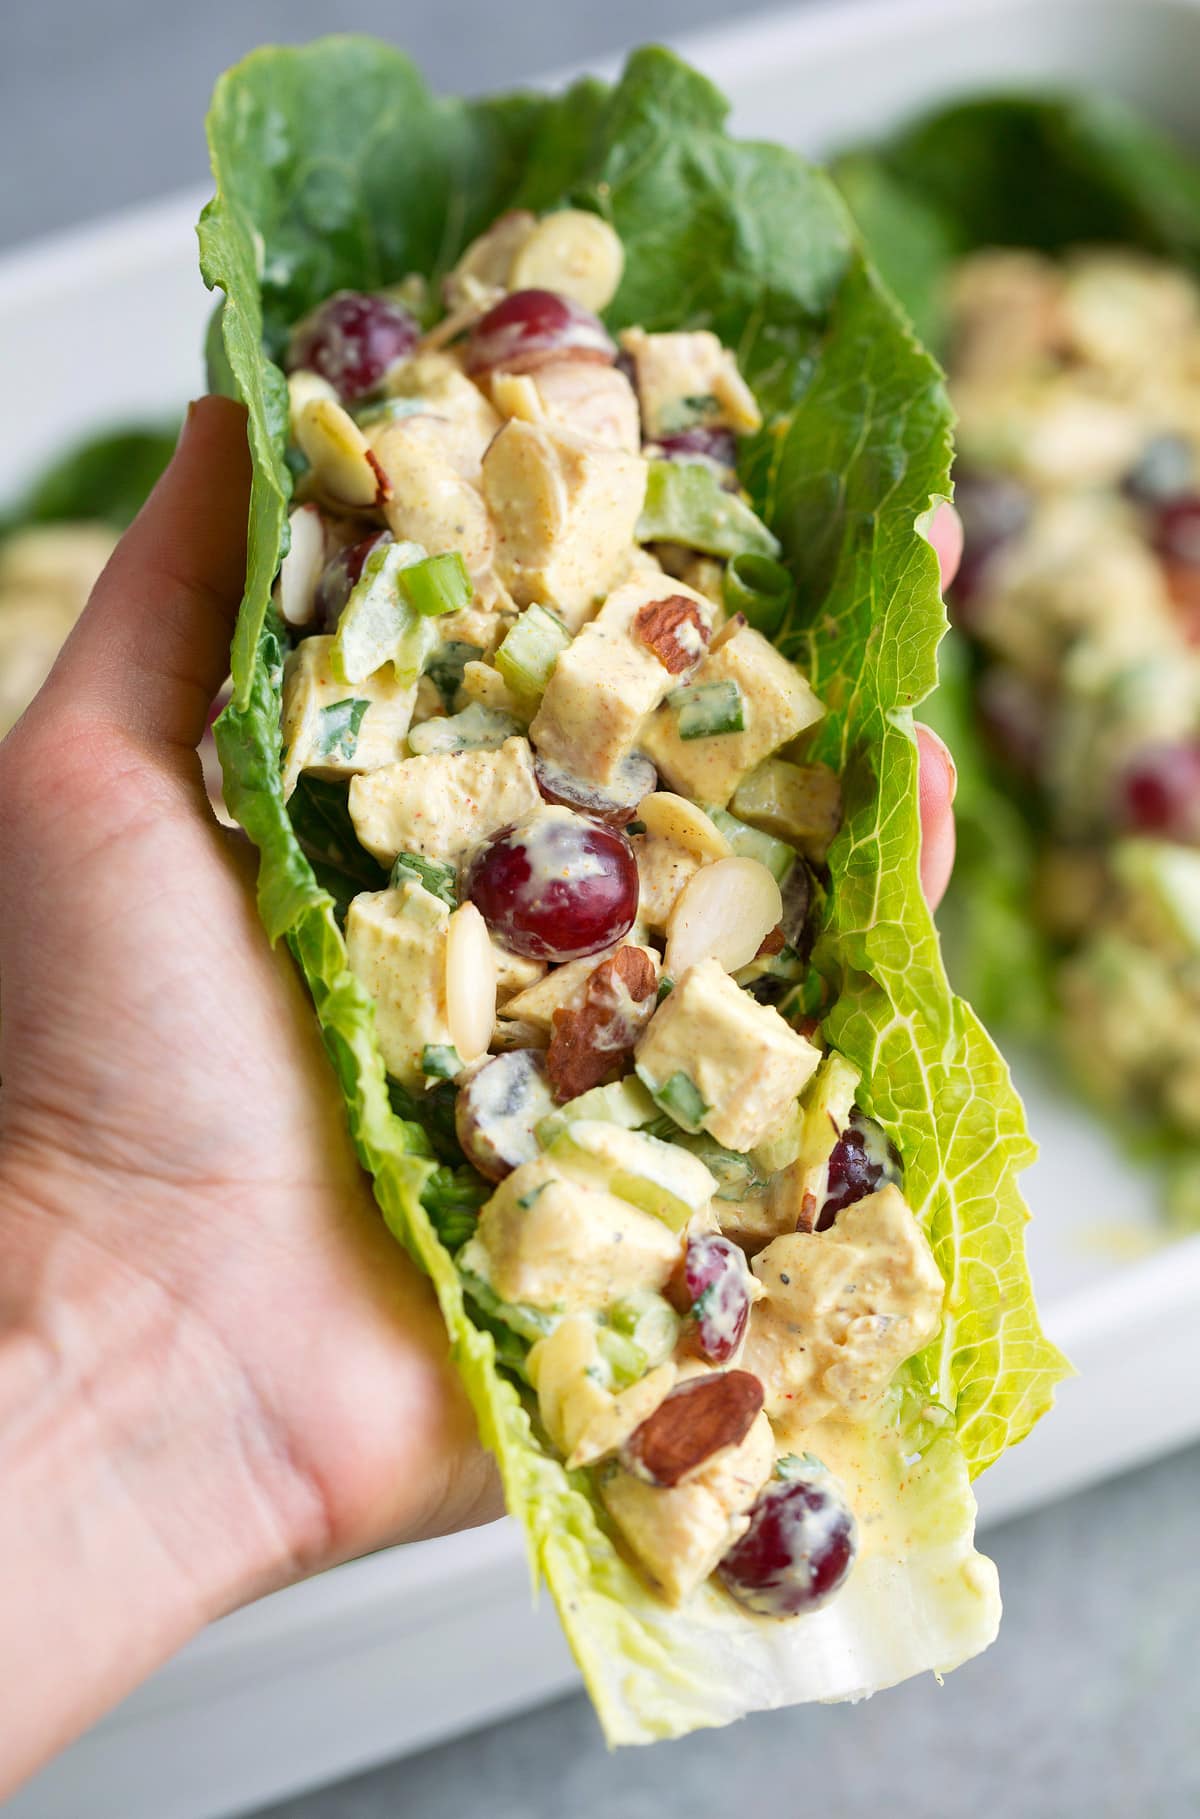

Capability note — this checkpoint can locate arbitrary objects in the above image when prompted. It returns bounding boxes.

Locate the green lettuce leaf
[203,39,1064,1742]
[2,423,178,534]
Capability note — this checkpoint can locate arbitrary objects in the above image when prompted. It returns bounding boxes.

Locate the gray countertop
[4,4,1197,1815]
[258,1445,1200,1819]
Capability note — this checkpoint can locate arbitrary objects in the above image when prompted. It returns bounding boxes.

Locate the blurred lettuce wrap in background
[837,98,1200,1221]
[199,39,1064,1742]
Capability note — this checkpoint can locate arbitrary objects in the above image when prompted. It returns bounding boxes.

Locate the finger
[916,722,957,911]
[39,396,251,750]
[924,501,964,592]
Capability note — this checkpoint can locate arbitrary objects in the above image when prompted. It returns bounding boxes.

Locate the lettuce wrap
[199,40,1065,1742]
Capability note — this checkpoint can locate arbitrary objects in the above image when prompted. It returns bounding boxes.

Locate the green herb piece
[625,818,647,836]
[655,975,674,1004]
[423,639,483,709]
[636,459,779,560]
[705,805,796,883]
[723,552,793,637]
[668,678,745,740]
[390,852,459,907]
[315,695,370,761]
[399,550,472,617]
[636,1065,708,1133]
[421,1043,462,1080]
[494,603,572,704]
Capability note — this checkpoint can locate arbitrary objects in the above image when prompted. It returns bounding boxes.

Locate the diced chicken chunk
[526,360,641,453]
[348,735,540,864]
[373,419,495,573]
[345,883,452,1090]
[620,326,762,438]
[600,1409,773,1604]
[743,1185,944,1429]
[280,635,418,799]
[528,1315,677,1468]
[636,958,820,1151]
[641,623,824,807]
[475,1156,682,1311]
[481,418,647,628]
[530,575,713,786]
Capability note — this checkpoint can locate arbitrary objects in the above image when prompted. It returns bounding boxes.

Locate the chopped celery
[408,702,521,755]
[636,1064,708,1134]
[549,1120,716,1231]
[421,1043,462,1080]
[398,550,472,617]
[636,459,779,559]
[668,678,745,740]
[332,538,435,685]
[390,852,458,906]
[600,1292,681,1385]
[723,551,793,635]
[535,1075,657,1150]
[494,603,572,703]
[705,805,796,883]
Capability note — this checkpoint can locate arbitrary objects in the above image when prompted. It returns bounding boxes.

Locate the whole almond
[623,1370,763,1487]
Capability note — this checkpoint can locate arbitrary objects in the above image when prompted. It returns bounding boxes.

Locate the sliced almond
[287,369,338,439]
[622,1371,764,1487]
[489,371,545,424]
[636,791,732,862]
[275,502,326,627]
[665,856,783,979]
[445,902,497,1064]
[443,210,537,310]
[510,210,625,312]
[296,396,391,509]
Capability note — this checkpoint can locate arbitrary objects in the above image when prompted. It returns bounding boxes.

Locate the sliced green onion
[398,550,472,618]
[636,459,779,560]
[421,1043,462,1081]
[408,703,521,756]
[316,696,370,761]
[705,805,796,883]
[668,678,745,740]
[494,603,572,704]
[637,1064,708,1133]
[723,552,793,637]
[391,852,459,907]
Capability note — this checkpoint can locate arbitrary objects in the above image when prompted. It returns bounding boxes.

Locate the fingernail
[919,723,958,804]
[176,399,202,449]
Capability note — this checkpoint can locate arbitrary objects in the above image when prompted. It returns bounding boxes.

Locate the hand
[916,500,962,909]
[0,402,959,1791]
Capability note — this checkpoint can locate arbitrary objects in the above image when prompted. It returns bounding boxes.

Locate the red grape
[464,807,638,962]
[464,289,616,377]
[718,1470,857,1617]
[1117,740,1200,840]
[655,426,738,469]
[534,752,656,827]
[286,291,419,402]
[314,529,393,630]
[819,1111,900,1231]
[1152,495,1200,567]
[684,1234,752,1364]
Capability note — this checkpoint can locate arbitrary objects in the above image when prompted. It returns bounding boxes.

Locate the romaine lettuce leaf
[203,39,1064,1742]
[2,423,178,535]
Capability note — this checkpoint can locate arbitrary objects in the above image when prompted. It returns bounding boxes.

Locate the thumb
[41,396,251,750]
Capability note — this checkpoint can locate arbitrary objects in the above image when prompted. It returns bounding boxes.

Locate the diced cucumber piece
[423,639,483,709]
[668,679,745,740]
[750,1098,807,1174]
[421,1043,462,1081]
[636,459,780,560]
[535,1075,657,1150]
[494,603,572,704]
[679,1134,765,1201]
[390,852,458,907]
[723,551,792,636]
[730,758,843,860]
[549,1119,716,1231]
[598,1291,681,1386]
[636,1064,709,1134]
[408,702,522,755]
[705,805,796,883]
[399,550,472,618]
[315,696,370,761]
[332,538,435,685]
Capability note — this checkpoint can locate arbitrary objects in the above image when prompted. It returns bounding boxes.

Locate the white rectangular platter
[5,0,1200,1813]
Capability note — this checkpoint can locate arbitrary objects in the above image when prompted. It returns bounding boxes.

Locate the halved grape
[1152,495,1200,567]
[534,752,656,828]
[819,1110,901,1230]
[464,807,638,962]
[314,529,393,630]
[718,1471,857,1617]
[455,1050,555,1182]
[683,1234,752,1364]
[464,289,616,377]
[286,292,419,402]
[654,426,738,473]
[1117,740,1200,840]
